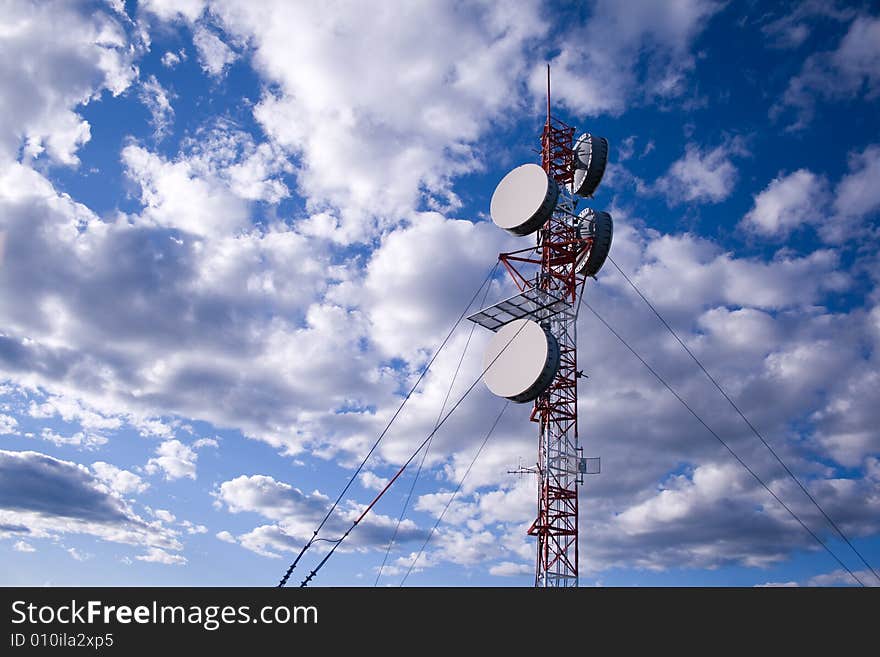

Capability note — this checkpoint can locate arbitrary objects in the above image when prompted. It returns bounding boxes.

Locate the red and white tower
[469,67,611,587]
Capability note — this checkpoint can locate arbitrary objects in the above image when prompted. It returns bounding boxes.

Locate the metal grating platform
[467,288,571,332]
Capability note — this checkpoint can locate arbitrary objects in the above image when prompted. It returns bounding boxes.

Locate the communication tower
[468,67,612,587]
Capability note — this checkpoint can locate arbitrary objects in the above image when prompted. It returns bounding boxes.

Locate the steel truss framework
[497,113,592,587]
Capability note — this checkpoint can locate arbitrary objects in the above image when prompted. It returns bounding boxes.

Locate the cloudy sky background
[1,0,879,587]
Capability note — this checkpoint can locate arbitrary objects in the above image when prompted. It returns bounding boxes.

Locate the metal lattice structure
[529,110,584,587]
[491,107,589,586]
[469,66,608,587]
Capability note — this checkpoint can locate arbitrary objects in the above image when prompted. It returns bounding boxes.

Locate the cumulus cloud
[161,49,186,68]
[136,547,187,565]
[0,0,877,587]
[214,474,428,558]
[659,141,743,205]
[192,25,237,77]
[37,429,108,450]
[831,144,880,238]
[760,1,855,49]
[808,568,880,587]
[13,540,35,552]
[207,0,547,242]
[0,0,138,165]
[533,0,722,115]
[180,520,207,534]
[488,561,532,577]
[216,530,235,543]
[775,15,880,129]
[741,144,880,242]
[139,75,175,140]
[122,143,250,236]
[140,0,205,23]
[369,208,880,580]
[67,547,91,561]
[0,413,18,434]
[91,461,149,495]
[363,213,515,358]
[151,508,176,523]
[0,449,181,553]
[359,471,389,492]
[145,440,198,480]
[741,170,828,237]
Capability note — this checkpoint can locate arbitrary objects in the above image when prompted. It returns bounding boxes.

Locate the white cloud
[121,122,293,237]
[161,49,186,68]
[0,158,348,458]
[363,213,515,358]
[533,0,722,115]
[359,471,389,492]
[776,15,880,129]
[13,540,35,553]
[139,75,175,140]
[742,169,828,237]
[602,461,879,571]
[0,450,181,553]
[192,25,237,77]
[152,508,176,523]
[28,396,122,434]
[214,474,427,558]
[488,561,532,577]
[193,437,219,449]
[67,547,91,561]
[91,462,149,495]
[134,419,174,440]
[180,520,207,534]
[631,233,848,312]
[810,368,880,467]
[3,144,876,580]
[808,568,879,587]
[180,122,292,203]
[618,136,637,162]
[0,0,877,585]
[760,2,855,49]
[140,0,206,23]
[145,440,198,480]
[831,144,880,237]
[740,144,880,243]
[756,580,799,587]
[0,0,138,165]
[661,141,741,205]
[208,0,547,242]
[216,530,236,543]
[0,414,18,434]
[136,547,187,565]
[122,144,250,237]
[38,429,108,450]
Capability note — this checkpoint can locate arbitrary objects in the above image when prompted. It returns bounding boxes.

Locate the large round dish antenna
[575,209,613,276]
[490,163,559,236]
[483,318,560,403]
[571,133,608,198]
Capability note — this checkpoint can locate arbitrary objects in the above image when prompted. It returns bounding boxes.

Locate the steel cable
[582,299,865,586]
[607,254,878,584]
[277,262,498,587]
[400,401,509,586]
[374,269,496,585]
[298,318,530,587]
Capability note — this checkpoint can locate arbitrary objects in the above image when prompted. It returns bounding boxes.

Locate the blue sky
[1,0,879,587]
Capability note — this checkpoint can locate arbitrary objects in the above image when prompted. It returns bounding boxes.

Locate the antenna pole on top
[546,64,551,126]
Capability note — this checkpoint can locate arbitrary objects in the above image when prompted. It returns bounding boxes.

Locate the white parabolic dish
[483,318,560,403]
[489,163,558,236]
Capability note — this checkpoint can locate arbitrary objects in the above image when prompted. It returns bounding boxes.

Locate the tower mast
[528,66,582,587]
[470,65,610,588]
